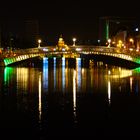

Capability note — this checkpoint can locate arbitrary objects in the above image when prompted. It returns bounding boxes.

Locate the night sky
[0,0,139,45]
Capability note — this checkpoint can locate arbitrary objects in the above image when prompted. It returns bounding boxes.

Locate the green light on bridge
[4,59,8,66]
[133,67,140,73]
[135,59,140,65]
[4,59,14,66]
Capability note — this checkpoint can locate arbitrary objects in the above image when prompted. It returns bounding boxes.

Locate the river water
[0,57,140,139]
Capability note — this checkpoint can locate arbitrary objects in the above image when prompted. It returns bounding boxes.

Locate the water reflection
[39,72,42,123]
[16,68,28,93]
[4,67,13,84]
[107,70,111,105]
[107,68,132,79]
[108,80,111,105]
[53,57,56,90]
[62,57,65,92]
[130,77,133,93]
[73,69,77,122]
[43,57,48,93]
[2,58,140,138]
[3,67,15,95]
[76,58,81,92]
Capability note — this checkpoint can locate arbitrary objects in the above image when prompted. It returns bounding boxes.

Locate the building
[57,35,69,51]
[99,16,138,45]
[112,30,127,48]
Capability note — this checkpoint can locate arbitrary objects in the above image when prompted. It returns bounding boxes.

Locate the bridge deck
[1,46,140,66]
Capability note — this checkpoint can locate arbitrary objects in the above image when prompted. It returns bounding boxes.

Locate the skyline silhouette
[0,0,140,46]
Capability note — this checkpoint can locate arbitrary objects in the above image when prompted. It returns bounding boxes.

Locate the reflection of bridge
[1,45,140,66]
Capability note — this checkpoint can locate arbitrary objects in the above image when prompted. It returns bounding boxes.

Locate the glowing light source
[43,48,48,51]
[75,48,82,51]
[107,39,111,47]
[72,38,76,46]
[135,28,139,32]
[129,38,134,45]
[38,39,42,48]
[117,40,123,48]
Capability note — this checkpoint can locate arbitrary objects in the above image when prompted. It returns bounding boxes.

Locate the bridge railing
[2,46,140,60]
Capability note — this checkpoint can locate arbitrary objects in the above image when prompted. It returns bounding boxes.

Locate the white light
[108,80,111,105]
[72,38,77,46]
[135,28,139,32]
[129,48,133,51]
[107,39,111,47]
[73,38,76,42]
[75,48,82,51]
[38,39,41,44]
[62,48,65,51]
[108,39,111,43]
[108,70,111,75]
[43,48,48,51]
[38,39,42,48]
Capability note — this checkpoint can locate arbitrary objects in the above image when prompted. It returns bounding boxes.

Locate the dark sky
[0,0,140,44]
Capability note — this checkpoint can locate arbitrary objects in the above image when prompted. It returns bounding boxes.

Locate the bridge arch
[1,46,140,68]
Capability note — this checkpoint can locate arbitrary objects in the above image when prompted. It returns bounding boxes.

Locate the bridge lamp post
[129,38,134,47]
[72,38,76,46]
[107,39,111,47]
[38,39,42,48]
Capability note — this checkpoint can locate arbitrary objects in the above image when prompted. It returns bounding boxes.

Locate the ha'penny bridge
[1,45,140,67]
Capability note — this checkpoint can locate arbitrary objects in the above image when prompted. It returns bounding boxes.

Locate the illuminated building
[57,35,69,51]
[112,30,127,48]
[99,16,138,45]
[58,35,65,50]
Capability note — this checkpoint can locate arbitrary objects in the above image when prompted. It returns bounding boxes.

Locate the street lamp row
[38,38,77,48]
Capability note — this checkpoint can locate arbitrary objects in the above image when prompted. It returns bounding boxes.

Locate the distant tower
[99,17,109,45]
[58,35,65,50]
[106,19,109,41]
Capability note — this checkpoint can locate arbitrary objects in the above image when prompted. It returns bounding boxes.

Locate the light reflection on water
[73,69,77,122]
[16,68,28,93]
[62,57,65,92]
[76,58,82,92]
[38,72,42,123]
[108,79,111,105]
[43,57,48,93]
[2,59,140,137]
[53,57,56,91]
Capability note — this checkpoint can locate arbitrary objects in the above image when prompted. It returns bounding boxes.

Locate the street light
[107,39,111,47]
[38,39,42,48]
[72,38,76,46]
[135,27,139,32]
[129,38,134,44]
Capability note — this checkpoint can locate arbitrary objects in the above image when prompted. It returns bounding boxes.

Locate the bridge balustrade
[1,46,140,66]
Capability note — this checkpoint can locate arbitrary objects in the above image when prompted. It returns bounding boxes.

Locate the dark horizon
[1,16,139,45]
[0,0,140,46]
